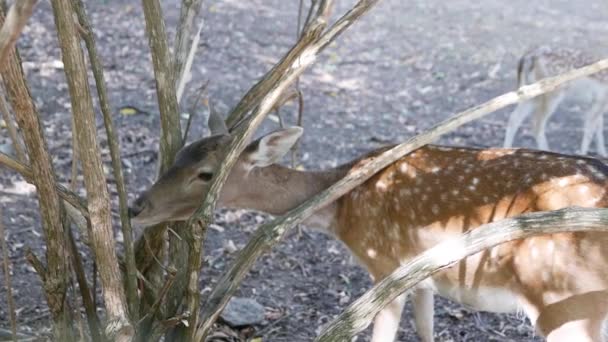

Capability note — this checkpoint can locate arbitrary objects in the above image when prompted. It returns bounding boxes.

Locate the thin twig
[183,80,209,143]
[176,19,204,104]
[195,48,608,341]
[0,0,37,72]
[0,208,17,342]
[73,0,139,321]
[0,152,88,216]
[68,227,104,342]
[173,0,204,94]
[316,207,608,340]
[137,266,177,326]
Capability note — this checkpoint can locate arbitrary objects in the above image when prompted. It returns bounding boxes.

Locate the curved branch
[315,207,608,340]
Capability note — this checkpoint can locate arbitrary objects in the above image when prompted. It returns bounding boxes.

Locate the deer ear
[245,127,303,168]
[207,104,228,136]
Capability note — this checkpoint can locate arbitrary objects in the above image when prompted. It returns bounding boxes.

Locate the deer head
[129,110,303,226]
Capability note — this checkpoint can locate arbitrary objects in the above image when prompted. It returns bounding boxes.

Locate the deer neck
[222,164,347,230]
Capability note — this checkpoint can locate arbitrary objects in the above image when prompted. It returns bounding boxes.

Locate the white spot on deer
[452,189,460,196]
[399,163,409,173]
[366,248,377,258]
[557,178,570,187]
[482,196,490,203]
[431,167,440,173]
[468,185,476,191]
[376,181,389,192]
[546,240,555,255]
[578,185,590,195]
[400,188,411,197]
[531,246,539,259]
[422,194,429,201]
[431,204,439,215]
[472,178,480,185]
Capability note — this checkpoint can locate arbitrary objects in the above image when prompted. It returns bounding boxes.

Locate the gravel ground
[1,0,608,341]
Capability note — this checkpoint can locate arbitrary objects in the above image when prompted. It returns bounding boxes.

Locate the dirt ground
[1,0,608,341]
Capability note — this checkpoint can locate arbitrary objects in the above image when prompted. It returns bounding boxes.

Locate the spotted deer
[130,112,608,342]
[503,45,608,157]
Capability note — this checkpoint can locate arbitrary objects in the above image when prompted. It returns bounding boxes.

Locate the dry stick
[72,0,139,322]
[176,19,204,105]
[183,80,209,142]
[173,0,203,93]
[141,0,183,173]
[291,0,307,168]
[0,208,17,342]
[0,0,37,72]
[224,0,334,129]
[0,89,25,162]
[194,1,394,339]
[68,229,104,342]
[0,6,75,340]
[0,151,89,217]
[316,207,608,340]
[49,0,133,340]
[195,55,608,341]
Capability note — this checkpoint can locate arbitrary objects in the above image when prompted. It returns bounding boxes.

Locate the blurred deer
[503,46,608,157]
[131,111,608,342]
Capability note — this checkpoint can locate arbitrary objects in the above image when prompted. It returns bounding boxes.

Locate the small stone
[219,297,265,327]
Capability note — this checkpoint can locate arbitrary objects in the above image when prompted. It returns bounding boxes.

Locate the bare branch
[316,207,608,340]
[0,208,17,342]
[176,19,204,104]
[141,0,183,172]
[72,0,139,321]
[0,5,74,338]
[183,80,209,142]
[0,0,37,72]
[67,228,103,342]
[195,53,608,340]
[0,151,89,218]
[50,0,132,338]
[173,0,203,93]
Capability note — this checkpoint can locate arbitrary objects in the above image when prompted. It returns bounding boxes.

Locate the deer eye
[197,172,213,182]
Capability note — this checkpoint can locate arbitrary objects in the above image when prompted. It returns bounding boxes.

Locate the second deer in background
[503,46,608,156]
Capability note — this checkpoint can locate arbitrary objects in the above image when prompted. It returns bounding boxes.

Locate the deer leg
[534,291,608,342]
[503,100,537,148]
[370,293,406,342]
[595,113,606,157]
[532,92,563,151]
[412,288,435,342]
[581,92,608,156]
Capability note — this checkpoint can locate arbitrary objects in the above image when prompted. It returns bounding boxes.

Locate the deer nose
[128,197,146,218]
